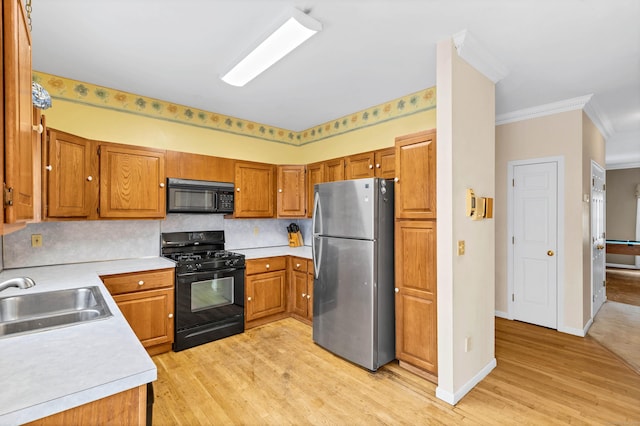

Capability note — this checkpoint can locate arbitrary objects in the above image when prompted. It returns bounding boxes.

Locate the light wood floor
[151,318,640,425]
[607,268,640,306]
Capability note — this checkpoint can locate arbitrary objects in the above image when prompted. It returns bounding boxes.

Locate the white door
[591,162,606,316]
[513,162,558,329]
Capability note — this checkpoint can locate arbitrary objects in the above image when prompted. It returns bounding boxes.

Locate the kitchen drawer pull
[159,182,165,188]
[236,188,240,192]
[45,165,52,171]
[265,264,270,269]
[306,295,311,299]
[168,313,173,319]
[394,288,399,293]
[376,163,380,168]
[247,297,252,301]
[279,188,283,193]
[369,164,373,169]
[138,280,144,286]
[296,263,301,268]
[87,175,93,182]
[394,177,399,183]
[302,293,306,298]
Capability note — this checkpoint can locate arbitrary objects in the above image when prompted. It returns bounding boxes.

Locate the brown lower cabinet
[100,268,175,356]
[289,257,313,324]
[245,257,288,328]
[394,220,437,377]
[25,384,147,426]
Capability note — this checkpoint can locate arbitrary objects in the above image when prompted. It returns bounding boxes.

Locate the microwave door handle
[213,191,219,211]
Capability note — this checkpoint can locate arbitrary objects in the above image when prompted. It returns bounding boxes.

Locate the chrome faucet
[0,277,36,293]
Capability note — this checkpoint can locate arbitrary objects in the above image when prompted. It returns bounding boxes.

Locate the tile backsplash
[2,216,312,269]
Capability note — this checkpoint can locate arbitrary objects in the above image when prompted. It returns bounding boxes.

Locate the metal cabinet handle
[394,288,399,293]
[138,280,144,286]
[306,294,311,300]
[236,188,240,192]
[247,297,252,301]
[32,124,43,133]
[87,176,93,182]
[278,189,283,193]
[394,177,399,183]
[368,164,373,169]
[302,293,306,298]
[45,165,52,171]
[265,264,270,269]
[296,263,301,268]
[376,163,380,168]
[168,313,173,319]
[547,250,555,257]
[159,182,165,188]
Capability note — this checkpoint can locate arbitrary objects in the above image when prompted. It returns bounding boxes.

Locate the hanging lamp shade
[32,81,52,109]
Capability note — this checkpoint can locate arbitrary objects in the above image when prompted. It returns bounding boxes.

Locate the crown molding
[606,161,640,170]
[452,30,509,83]
[583,97,614,140]
[495,94,593,125]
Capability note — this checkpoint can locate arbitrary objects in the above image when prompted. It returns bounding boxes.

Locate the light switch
[457,240,465,256]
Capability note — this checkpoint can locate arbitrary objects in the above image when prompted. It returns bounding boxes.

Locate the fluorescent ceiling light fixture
[221,8,322,87]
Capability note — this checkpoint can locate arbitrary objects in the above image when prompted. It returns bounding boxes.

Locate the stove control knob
[196,263,202,270]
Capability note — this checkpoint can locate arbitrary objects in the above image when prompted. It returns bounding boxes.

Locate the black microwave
[166,178,234,214]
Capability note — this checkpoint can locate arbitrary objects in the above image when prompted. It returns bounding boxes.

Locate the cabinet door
[246,271,286,321]
[166,150,235,183]
[99,144,166,218]
[306,272,314,321]
[395,130,436,219]
[3,0,34,224]
[45,130,97,218]
[114,288,174,349]
[395,220,437,374]
[291,270,309,318]
[306,162,324,218]
[324,158,345,182]
[345,152,374,179]
[234,161,275,218]
[374,147,395,179]
[277,165,306,217]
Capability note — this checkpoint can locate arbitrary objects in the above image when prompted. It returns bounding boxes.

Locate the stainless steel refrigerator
[312,177,395,371]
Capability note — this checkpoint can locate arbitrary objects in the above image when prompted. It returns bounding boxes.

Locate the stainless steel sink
[0,286,112,337]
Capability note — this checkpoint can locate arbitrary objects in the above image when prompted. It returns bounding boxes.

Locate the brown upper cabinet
[306,161,324,218]
[44,129,98,219]
[395,130,436,219]
[166,150,235,183]
[324,158,345,182]
[2,0,34,233]
[345,152,375,179]
[374,147,395,179]
[98,144,167,218]
[345,148,395,180]
[277,165,306,218]
[234,161,275,218]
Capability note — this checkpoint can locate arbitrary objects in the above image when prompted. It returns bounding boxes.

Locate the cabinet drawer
[101,268,174,295]
[291,257,308,273]
[246,257,287,275]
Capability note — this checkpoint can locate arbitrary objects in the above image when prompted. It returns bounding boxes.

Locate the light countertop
[0,257,175,425]
[234,245,312,260]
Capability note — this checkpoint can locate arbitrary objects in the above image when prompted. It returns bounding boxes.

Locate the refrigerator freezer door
[314,178,377,240]
[313,236,377,370]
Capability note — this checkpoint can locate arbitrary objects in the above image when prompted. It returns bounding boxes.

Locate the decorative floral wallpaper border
[33,71,436,146]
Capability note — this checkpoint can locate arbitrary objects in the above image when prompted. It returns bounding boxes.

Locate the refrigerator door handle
[313,236,322,279]
[312,190,322,235]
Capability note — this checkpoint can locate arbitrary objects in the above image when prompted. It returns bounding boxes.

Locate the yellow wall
[495,109,603,333]
[436,38,496,402]
[44,97,435,165]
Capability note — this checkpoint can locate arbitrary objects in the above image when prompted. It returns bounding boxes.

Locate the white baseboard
[495,310,512,320]
[582,318,593,335]
[606,262,640,270]
[435,358,497,405]
[557,325,585,337]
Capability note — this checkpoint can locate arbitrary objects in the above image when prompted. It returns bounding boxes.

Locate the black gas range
[161,231,245,351]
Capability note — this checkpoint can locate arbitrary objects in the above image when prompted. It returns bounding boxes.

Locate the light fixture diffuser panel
[221,8,322,87]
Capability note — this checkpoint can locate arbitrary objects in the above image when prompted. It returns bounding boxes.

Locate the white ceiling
[31,0,640,167]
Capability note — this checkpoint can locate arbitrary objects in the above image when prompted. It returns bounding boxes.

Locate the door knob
[547,250,555,257]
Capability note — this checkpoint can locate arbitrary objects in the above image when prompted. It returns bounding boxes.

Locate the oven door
[175,268,245,331]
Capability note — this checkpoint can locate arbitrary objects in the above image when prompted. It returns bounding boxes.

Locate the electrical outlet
[464,336,471,352]
[457,240,465,256]
[31,234,43,247]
